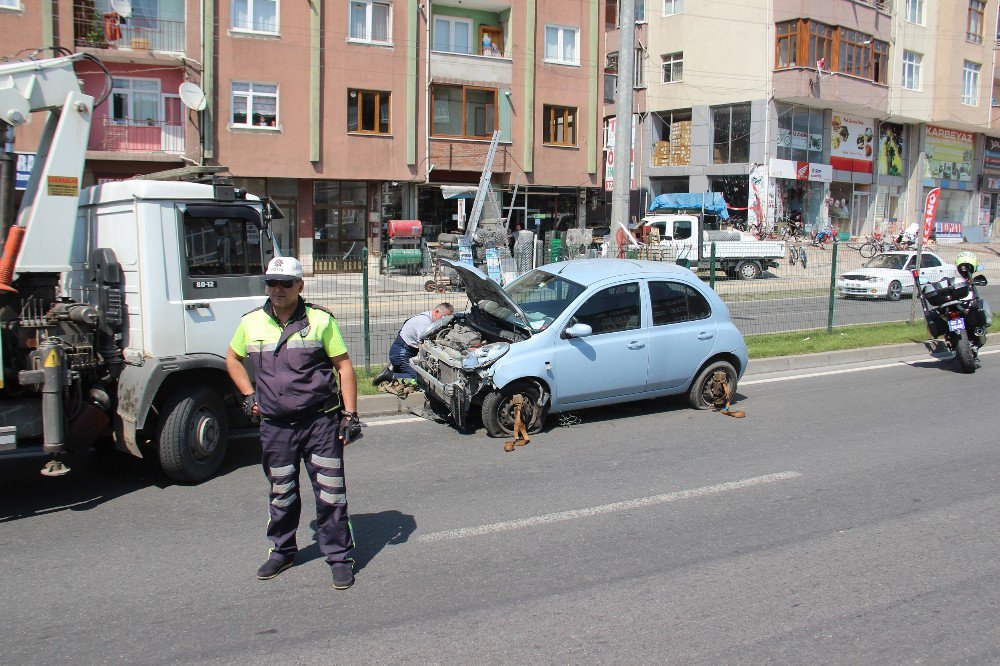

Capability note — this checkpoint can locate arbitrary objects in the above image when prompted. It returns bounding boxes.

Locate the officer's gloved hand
[243,392,260,424]
[338,411,361,445]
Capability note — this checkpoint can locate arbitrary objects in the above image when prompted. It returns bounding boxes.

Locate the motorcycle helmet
[955,251,977,276]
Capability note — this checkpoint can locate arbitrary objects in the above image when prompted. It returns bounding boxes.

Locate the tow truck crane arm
[0,54,102,285]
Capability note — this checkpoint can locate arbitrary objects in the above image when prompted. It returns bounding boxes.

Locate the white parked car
[837,251,958,301]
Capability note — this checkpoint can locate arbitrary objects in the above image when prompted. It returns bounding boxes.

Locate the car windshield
[483,270,585,332]
[866,254,909,270]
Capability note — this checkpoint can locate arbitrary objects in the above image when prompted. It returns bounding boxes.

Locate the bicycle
[788,242,807,269]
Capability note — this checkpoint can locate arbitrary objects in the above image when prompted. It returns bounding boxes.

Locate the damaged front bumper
[411,346,490,429]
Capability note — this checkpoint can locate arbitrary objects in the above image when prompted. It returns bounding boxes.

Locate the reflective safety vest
[230,298,348,419]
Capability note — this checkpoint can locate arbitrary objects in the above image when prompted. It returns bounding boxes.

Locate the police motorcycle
[917,251,991,374]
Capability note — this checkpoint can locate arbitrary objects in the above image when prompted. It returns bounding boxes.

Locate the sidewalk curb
[357,337,997,419]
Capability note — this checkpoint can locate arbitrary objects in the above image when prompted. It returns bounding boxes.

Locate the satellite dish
[110,0,132,17]
[178,82,207,111]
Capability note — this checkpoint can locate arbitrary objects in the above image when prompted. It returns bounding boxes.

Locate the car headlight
[462,342,510,370]
[868,276,883,282]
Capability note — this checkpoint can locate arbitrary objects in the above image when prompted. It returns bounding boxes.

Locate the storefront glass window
[777,104,824,162]
[313,180,368,272]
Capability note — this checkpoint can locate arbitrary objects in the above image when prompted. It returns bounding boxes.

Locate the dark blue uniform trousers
[260,411,354,565]
[388,334,419,380]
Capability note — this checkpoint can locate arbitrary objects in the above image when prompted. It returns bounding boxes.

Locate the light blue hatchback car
[411,258,748,437]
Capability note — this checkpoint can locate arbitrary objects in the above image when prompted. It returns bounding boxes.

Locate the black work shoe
[371,367,392,386]
[256,557,294,580]
[331,562,355,589]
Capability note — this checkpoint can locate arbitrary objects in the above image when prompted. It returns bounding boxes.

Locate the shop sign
[983,136,1000,175]
[769,159,830,182]
[777,129,823,151]
[878,123,906,177]
[830,113,874,173]
[984,175,1000,190]
[935,222,963,242]
[15,153,34,190]
[604,115,636,192]
[923,125,973,182]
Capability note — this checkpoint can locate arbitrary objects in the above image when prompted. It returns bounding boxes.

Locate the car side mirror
[564,323,593,338]
[973,274,988,286]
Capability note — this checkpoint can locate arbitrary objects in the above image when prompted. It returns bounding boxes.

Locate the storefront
[416,184,583,238]
[977,136,1000,241]
[829,113,876,237]
[923,125,975,243]
[231,177,301,259]
[768,159,831,233]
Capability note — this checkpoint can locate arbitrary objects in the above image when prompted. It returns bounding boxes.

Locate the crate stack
[669,121,692,166]
[653,141,671,167]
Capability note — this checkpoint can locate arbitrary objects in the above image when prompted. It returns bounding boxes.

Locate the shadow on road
[0,432,264,523]
[300,510,417,572]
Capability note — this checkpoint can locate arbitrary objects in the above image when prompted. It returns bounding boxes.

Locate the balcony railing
[74,13,185,53]
[88,118,185,154]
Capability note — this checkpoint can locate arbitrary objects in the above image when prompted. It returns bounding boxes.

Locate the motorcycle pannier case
[924,312,948,338]
[965,298,989,329]
[922,277,969,306]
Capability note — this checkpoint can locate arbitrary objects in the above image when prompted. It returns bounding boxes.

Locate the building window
[544,25,579,65]
[110,78,161,125]
[348,89,390,134]
[962,61,981,106]
[776,103,823,162]
[905,0,924,23]
[775,21,798,68]
[349,0,390,43]
[543,105,576,146]
[634,48,645,88]
[0,0,22,9]
[809,22,833,70]
[433,15,472,54]
[967,0,985,43]
[661,52,682,83]
[231,82,278,127]
[902,50,922,90]
[663,0,682,16]
[232,0,278,33]
[712,103,750,165]
[839,29,869,78]
[432,85,497,138]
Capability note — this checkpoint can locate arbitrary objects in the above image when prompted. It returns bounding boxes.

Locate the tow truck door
[178,204,272,356]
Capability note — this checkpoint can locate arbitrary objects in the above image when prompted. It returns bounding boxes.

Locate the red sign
[922,187,941,242]
[795,162,809,180]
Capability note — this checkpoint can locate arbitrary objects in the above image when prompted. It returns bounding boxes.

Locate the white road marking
[742,348,1000,386]
[364,416,426,427]
[416,471,801,543]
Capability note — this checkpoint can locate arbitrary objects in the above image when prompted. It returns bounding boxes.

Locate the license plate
[948,318,966,332]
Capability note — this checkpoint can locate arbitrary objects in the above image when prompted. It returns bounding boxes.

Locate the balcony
[73,1,185,53]
[88,118,185,157]
[429,3,512,85]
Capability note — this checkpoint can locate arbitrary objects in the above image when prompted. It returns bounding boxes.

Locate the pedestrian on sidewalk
[373,302,454,385]
[225,256,360,590]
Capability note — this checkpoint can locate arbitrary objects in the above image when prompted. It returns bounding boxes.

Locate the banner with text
[923,125,973,182]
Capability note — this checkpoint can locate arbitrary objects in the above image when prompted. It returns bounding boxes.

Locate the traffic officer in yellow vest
[226,256,360,590]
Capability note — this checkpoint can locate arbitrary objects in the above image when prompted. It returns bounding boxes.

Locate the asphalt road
[2,351,999,663]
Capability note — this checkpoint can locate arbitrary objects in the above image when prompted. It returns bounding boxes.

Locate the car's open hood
[442,259,533,335]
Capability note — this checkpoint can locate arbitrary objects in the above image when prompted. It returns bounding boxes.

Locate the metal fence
[300,240,998,371]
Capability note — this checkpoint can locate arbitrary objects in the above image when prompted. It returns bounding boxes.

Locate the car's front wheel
[481,381,547,438]
[886,280,903,301]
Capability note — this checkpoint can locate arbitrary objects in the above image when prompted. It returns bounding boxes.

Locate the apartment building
[1,0,604,274]
[609,0,1000,241]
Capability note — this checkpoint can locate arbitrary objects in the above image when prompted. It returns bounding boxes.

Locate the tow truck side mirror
[263,197,285,222]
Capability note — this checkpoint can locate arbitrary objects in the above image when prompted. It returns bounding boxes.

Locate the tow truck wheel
[157,386,229,483]
[481,381,547,438]
[736,260,762,280]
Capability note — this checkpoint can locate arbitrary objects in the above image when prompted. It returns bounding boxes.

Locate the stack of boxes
[653,141,671,166]
[669,121,691,166]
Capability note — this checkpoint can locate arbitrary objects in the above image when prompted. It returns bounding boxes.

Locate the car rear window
[649,281,711,325]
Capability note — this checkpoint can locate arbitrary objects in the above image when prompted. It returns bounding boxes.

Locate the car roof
[537,259,694,284]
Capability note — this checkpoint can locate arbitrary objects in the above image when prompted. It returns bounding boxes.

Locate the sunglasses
[265,279,296,288]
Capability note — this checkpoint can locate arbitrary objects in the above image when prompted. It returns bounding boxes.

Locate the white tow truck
[0,54,278,481]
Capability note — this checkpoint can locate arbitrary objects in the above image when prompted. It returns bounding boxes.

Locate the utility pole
[910,150,926,324]
[610,0,636,233]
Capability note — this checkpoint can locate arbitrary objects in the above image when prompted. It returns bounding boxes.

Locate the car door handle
[185,302,210,310]
[627,341,646,350]
[698,332,715,340]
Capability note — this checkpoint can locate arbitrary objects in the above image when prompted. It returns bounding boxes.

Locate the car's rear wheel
[688,361,737,410]
[887,280,903,301]
[481,381,547,438]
